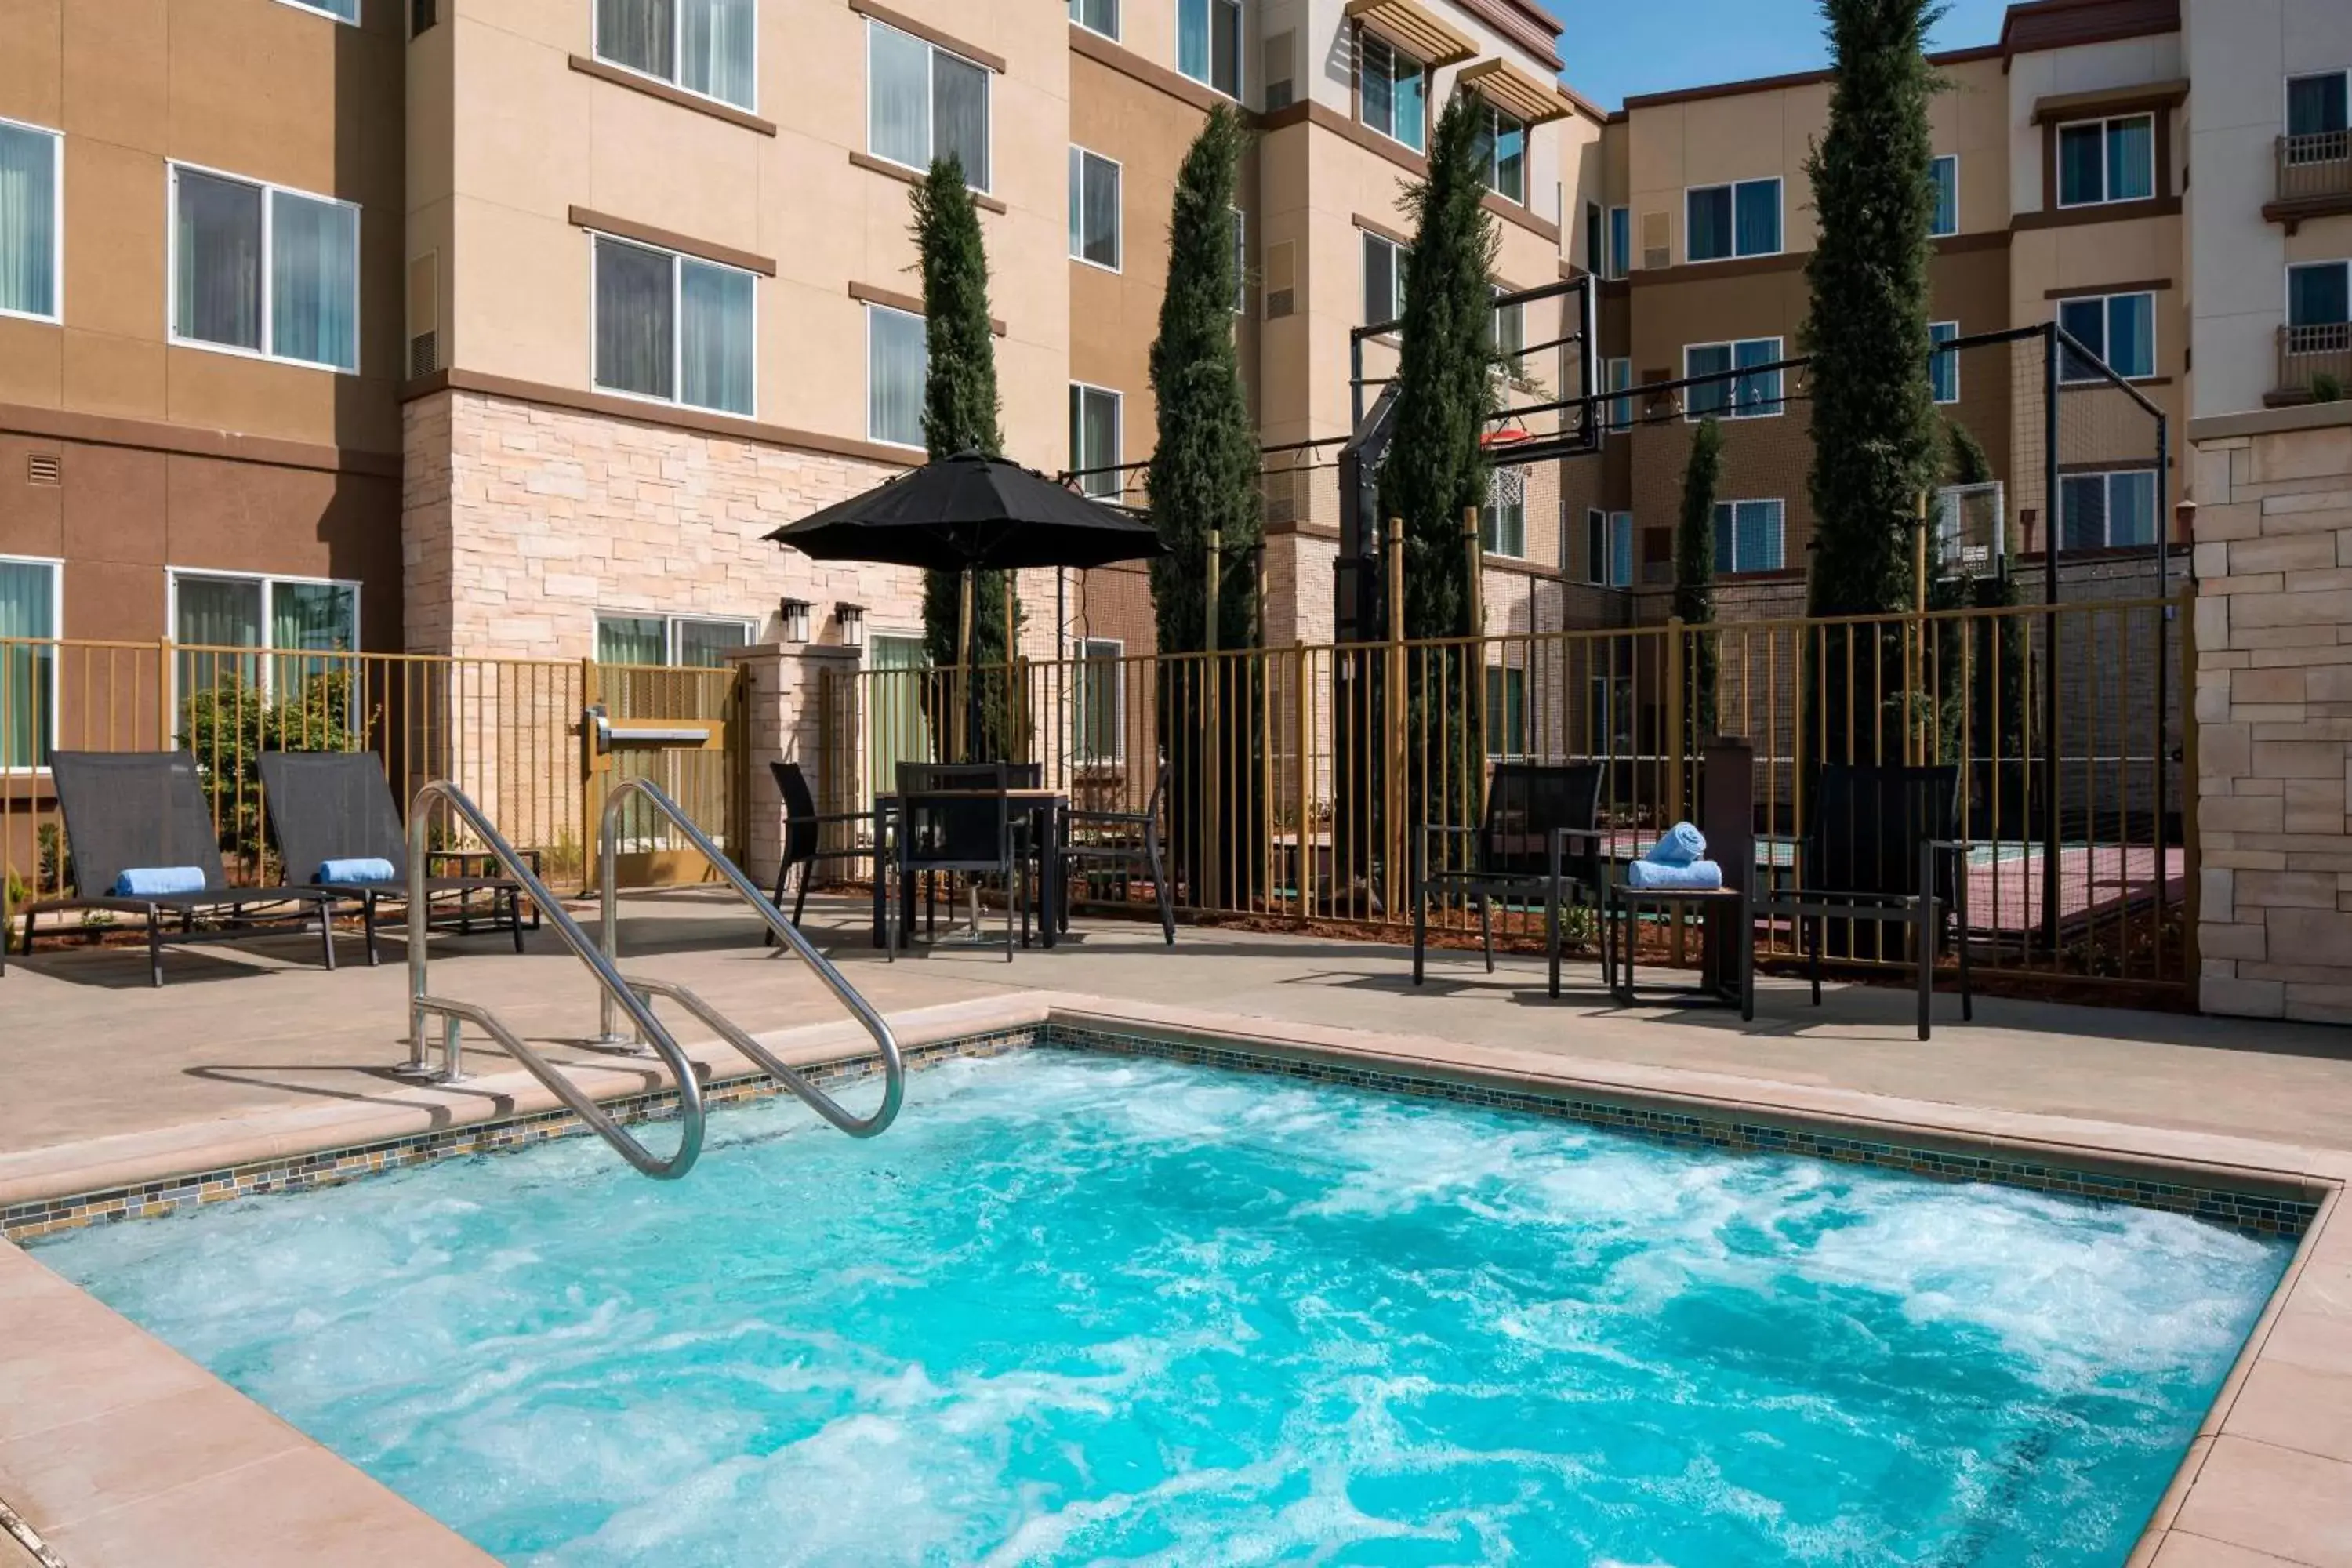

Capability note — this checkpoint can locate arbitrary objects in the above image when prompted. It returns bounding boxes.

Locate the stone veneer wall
[2190,408,2352,1023]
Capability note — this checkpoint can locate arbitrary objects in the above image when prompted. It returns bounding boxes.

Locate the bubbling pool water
[35,1051,2289,1566]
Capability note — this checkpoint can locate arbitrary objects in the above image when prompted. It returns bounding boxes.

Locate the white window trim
[2055,289,2157,383]
[1930,319,1961,404]
[1606,205,1630,280]
[1360,227,1404,330]
[1713,498,1787,575]
[2058,470,2160,550]
[1177,0,1243,101]
[2286,259,2352,326]
[1930,153,1959,238]
[594,610,759,666]
[1069,145,1123,274]
[0,115,63,327]
[272,0,361,24]
[865,19,995,193]
[866,301,927,451]
[1069,380,1123,498]
[0,554,63,776]
[586,230,760,419]
[165,160,361,375]
[2054,113,2156,209]
[1682,337,1784,422]
[1067,0,1119,44]
[1070,635,1126,764]
[165,567,365,713]
[591,0,760,114]
[1682,176,1782,264]
[1357,31,1426,153]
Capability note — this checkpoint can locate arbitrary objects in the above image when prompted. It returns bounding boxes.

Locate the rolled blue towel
[111,866,208,898]
[318,858,399,885]
[1627,858,1723,891]
[1646,821,1708,866]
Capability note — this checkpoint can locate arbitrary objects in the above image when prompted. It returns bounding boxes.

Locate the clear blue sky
[1558,0,2014,109]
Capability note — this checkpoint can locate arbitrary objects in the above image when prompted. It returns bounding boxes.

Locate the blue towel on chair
[1627,858,1723,891]
[111,866,208,898]
[1647,821,1707,866]
[318,858,399,886]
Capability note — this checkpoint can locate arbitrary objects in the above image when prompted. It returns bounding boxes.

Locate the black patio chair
[1413,762,1606,999]
[4,751,337,987]
[257,750,526,967]
[891,761,1020,961]
[764,760,881,941]
[1053,757,1175,945]
[892,761,1039,942]
[1759,762,1972,1040]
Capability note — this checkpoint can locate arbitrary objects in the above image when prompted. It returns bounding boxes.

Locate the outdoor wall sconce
[836,602,867,648]
[779,598,812,643]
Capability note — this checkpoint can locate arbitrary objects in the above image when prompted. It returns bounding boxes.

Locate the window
[1609,511,1634,587]
[1589,672,1635,751]
[867,20,990,190]
[2288,260,2350,328]
[1929,320,1959,404]
[1606,358,1632,434]
[0,557,58,771]
[0,118,60,324]
[1484,664,1526,757]
[1067,0,1118,42]
[170,165,358,372]
[1480,470,1525,558]
[2288,71,2349,143]
[1069,383,1121,499]
[171,571,360,699]
[1068,147,1121,270]
[1711,499,1785,574]
[593,0,756,111]
[1584,201,1602,277]
[1585,508,1607,583]
[596,612,753,667]
[591,234,755,416]
[1684,338,1781,419]
[867,303,927,448]
[2058,471,2158,551]
[281,0,360,20]
[2056,291,2154,381]
[1475,105,1528,205]
[1686,178,1780,263]
[1608,205,1631,280]
[1930,154,1958,238]
[1359,33,1426,153]
[2056,114,2154,208]
[1179,0,1241,99]
[1072,637,1123,764]
[1492,286,1525,378]
[1361,230,1403,328]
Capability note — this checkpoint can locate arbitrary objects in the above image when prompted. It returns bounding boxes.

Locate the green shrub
[2314,372,2345,404]
[180,670,371,869]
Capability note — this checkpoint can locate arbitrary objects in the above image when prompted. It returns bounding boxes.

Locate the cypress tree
[911,154,1012,677]
[1148,106,1260,657]
[1802,0,1941,759]
[1675,418,1724,750]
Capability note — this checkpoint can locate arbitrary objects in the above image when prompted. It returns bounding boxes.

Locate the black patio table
[867,786,1068,952]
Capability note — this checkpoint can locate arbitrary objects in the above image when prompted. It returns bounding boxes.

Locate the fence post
[579,655,601,897]
[1385,517,1406,923]
[156,637,175,750]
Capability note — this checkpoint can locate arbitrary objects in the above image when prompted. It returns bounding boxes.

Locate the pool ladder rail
[402,780,903,1181]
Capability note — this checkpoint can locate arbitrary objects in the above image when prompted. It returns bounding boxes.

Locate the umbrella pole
[957,567,975,761]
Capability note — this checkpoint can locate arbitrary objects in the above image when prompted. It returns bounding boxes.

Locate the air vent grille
[408,331,439,380]
[27,453,60,486]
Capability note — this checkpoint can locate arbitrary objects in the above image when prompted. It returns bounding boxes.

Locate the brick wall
[2190,408,2352,1023]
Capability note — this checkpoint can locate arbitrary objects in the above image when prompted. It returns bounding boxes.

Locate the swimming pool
[33,1048,2292,1566]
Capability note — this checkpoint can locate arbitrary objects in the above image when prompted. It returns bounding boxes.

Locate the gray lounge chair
[4,751,337,987]
[257,750,528,967]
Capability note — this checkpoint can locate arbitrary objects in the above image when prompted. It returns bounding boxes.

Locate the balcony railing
[2276,321,2352,403]
[2275,130,2352,209]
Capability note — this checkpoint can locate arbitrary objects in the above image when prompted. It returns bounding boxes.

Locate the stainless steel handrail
[598,778,904,1139]
[408,780,706,1180]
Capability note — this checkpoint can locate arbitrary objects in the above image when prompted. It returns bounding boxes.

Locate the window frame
[166,566,365,710]
[2055,113,2156,209]
[1360,228,1404,330]
[1604,357,1633,434]
[1479,472,1526,560]
[165,160,361,375]
[1607,205,1630,280]
[0,553,62,776]
[865,301,927,451]
[1178,0,1243,100]
[586,230,760,419]
[1068,381,1123,499]
[0,115,63,326]
[1069,635,1126,765]
[1068,144,1123,273]
[1929,319,1960,405]
[1710,498,1787,575]
[2286,260,2351,328]
[274,0,361,24]
[1608,510,1634,588]
[1358,31,1428,154]
[1682,337,1783,421]
[2057,470,2160,551]
[1929,153,1958,238]
[864,18,994,193]
[1683,176,1780,264]
[2055,289,2157,383]
[1066,0,1120,44]
[591,0,758,114]
[1477,103,1529,206]
[594,611,758,667]
[1483,662,1526,758]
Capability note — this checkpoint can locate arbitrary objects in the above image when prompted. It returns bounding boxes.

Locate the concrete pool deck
[2,893,2350,1566]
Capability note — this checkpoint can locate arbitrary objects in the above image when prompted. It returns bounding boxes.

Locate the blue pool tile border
[5,1021,2320,1243]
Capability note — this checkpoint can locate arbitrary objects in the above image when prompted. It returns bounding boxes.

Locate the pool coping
[2,990,2347,1566]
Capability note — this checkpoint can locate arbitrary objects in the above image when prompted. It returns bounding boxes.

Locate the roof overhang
[2029,76,2189,124]
[1343,0,1476,68]
[1457,57,1575,126]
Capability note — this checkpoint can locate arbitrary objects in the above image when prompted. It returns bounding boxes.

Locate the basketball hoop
[1481,423,1531,449]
